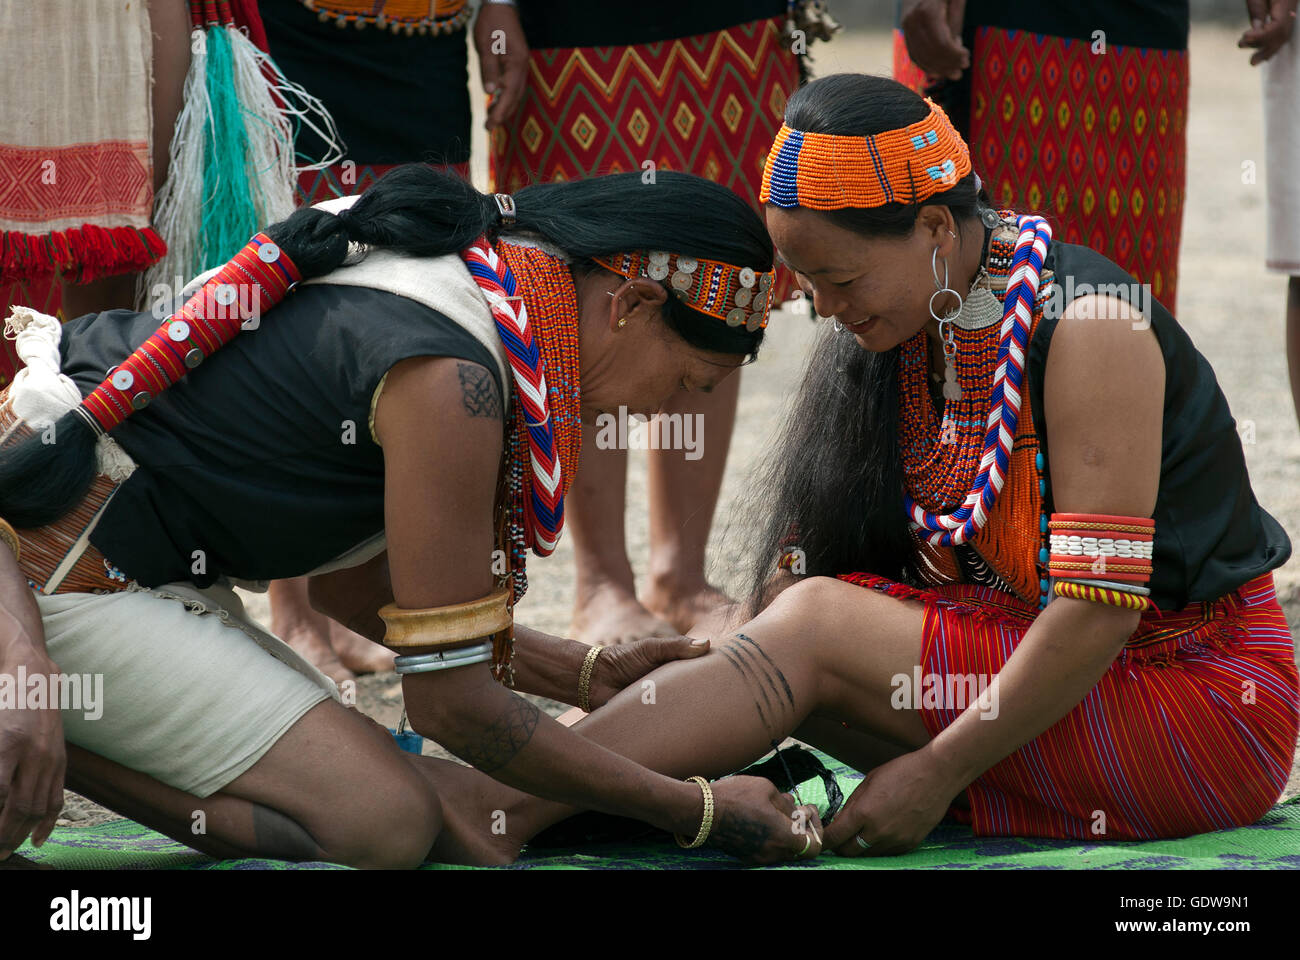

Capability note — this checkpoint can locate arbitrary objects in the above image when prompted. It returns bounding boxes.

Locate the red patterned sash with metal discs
[75,233,300,435]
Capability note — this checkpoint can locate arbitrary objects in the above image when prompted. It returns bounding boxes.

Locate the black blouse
[59,283,499,588]
[1026,241,1290,610]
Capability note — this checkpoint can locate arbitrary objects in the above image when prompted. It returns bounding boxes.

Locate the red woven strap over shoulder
[78,233,299,434]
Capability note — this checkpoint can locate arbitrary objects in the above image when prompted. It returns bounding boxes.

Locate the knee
[764,575,849,624]
[327,774,443,870]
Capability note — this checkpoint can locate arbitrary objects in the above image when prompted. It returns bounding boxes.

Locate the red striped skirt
[838,570,1300,840]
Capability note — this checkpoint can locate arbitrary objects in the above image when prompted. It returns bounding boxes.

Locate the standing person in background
[894,0,1189,313]
[260,0,528,204]
[0,0,191,384]
[1245,1,1300,429]
[257,0,530,681]
[492,0,833,646]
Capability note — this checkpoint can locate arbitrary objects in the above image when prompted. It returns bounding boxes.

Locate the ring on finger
[855,835,871,851]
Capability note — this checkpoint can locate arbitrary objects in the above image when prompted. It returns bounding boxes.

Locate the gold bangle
[378,586,512,650]
[576,643,602,713]
[675,776,714,849]
[0,517,19,564]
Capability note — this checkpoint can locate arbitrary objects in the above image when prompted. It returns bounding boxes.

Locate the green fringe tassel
[199,26,259,270]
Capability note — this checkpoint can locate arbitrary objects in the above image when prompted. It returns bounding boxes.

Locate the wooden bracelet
[378,586,512,650]
[674,776,714,849]
[0,517,19,564]
[577,644,602,713]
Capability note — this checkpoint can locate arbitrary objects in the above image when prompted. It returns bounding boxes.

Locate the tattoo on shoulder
[457,362,503,420]
[454,695,540,773]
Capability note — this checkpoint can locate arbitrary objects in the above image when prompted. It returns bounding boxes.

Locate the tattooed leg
[471,576,932,843]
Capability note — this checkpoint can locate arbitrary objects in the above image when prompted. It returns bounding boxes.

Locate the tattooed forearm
[451,695,540,773]
[717,633,796,739]
[457,362,503,419]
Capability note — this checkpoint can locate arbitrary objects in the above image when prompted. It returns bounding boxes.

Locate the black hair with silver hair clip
[493,193,517,227]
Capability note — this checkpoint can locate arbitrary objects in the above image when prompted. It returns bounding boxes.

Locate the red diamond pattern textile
[894,27,1188,313]
[489,15,801,301]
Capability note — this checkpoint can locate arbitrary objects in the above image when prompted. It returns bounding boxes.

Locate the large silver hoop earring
[929,246,964,401]
[928,245,962,324]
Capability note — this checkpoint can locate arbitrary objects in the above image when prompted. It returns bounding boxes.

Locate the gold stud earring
[617,317,627,328]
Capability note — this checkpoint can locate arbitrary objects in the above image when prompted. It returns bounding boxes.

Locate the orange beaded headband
[592,251,775,332]
[759,98,972,210]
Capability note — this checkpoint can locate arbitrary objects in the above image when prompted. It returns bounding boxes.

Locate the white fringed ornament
[140,2,343,308]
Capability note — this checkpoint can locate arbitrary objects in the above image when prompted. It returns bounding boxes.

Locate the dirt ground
[54,24,1300,831]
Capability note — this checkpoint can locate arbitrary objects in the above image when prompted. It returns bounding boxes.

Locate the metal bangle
[394,641,494,675]
[1051,576,1151,597]
[674,776,715,849]
[577,644,603,713]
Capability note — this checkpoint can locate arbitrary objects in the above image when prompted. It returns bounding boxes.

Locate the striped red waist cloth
[838,570,1300,840]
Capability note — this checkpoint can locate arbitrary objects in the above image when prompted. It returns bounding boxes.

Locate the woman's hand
[823,746,960,857]
[473,1,530,130]
[587,635,710,710]
[708,775,823,865]
[0,641,66,859]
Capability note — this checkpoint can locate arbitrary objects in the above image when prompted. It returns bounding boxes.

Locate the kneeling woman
[440,74,1299,862]
[0,167,817,866]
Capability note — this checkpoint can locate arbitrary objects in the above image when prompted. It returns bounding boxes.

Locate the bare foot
[269,578,355,685]
[274,615,355,686]
[643,581,735,635]
[571,581,679,646]
[414,757,526,866]
[331,622,396,675]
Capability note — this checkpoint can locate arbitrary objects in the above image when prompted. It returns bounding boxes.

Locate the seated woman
[421,73,1299,864]
[0,166,820,867]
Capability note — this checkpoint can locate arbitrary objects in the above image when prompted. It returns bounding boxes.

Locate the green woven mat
[19,754,1300,870]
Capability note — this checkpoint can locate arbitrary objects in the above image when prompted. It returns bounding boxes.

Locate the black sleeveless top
[58,283,500,588]
[1026,241,1290,611]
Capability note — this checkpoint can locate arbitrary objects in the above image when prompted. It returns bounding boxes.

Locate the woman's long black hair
[0,165,773,529]
[740,73,988,614]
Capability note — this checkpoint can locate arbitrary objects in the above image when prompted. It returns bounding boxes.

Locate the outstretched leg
[455,577,931,852]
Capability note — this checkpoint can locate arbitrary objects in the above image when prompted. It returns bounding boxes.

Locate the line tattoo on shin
[454,696,540,773]
[457,362,503,419]
[718,632,796,740]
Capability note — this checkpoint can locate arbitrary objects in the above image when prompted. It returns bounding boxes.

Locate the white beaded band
[1048,535,1154,559]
